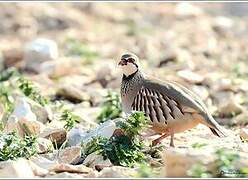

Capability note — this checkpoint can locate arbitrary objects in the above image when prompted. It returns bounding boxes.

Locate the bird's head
[118,53,140,77]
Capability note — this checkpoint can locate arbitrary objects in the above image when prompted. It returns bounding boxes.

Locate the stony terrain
[0,2,248,178]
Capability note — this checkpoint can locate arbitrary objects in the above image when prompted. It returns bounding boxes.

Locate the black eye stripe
[127,58,135,62]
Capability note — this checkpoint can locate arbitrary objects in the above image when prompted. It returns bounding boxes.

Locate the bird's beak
[118,59,127,66]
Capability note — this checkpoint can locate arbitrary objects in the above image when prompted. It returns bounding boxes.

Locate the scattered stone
[37,137,54,154]
[0,158,35,178]
[2,48,24,68]
[56,84,90,103]
[219,100,243,118]
[213,16,234,33]
[24,38,58,72]
[98,166,136,178]
[39,128,67,147]
[67,127,87,147]
[28,160,49,177]
[95,62,116,88]
[8,97,45,136]
[39,58,81,78]
[25,97,53,124]
[51,163,93,174]
[174,2,203,17]
[45,172,86,178]
[234,112,248,126]
[240,128,248,142]
[83,152,112,170]
[4,115,24,137]
[58,146,82,165]
[30,156,57,170]
[162,148,214,177]
[67,120,117,147]
[177,70,204,84]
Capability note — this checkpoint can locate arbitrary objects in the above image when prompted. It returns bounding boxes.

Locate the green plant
[0,131,38,161]
[60,109,80,131]
[187,163,211,178]
[215,148,241,178]
[18,77,49,106]
[191,142,208,149]
[82,112,148,167]
[0,67,19,82]
[65,38,99,62]
[135,163,159,178]
[0,84,14,115]
[97,91,122,123]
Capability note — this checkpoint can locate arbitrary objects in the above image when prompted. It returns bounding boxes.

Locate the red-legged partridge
[118,53,226,147]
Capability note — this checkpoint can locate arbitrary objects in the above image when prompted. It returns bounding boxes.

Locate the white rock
[213,16,234,31]
[0,158,35,178]
[240,128,248,142]
[67,120,117,147]
[175,3,203,17]
[58,146,81,165]
[83,152,112,170]
[67,127,86,146]
[24,38,58,72]
[25,97,53,124]
[8,97,45,136]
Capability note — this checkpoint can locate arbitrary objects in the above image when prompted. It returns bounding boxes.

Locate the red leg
[170,130,175,147]
[152,132,170,146]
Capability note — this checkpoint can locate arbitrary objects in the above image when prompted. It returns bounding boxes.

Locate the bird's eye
[127,58,134,62]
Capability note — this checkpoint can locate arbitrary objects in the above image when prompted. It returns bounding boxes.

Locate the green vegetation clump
[82,112,148,167]
[0,67,19,82]
[0,84,14,115]
[187,148,248,178]
[0,131,38,161]
[18,77,49,106]
[97,91,122,123]
[60,109,80,131]
[191,142,208,149]
[65,38,99,62]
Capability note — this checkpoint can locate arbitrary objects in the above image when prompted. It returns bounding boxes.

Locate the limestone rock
[7,97,45,136]
[37,137,54,154]
[219,100,243,118]
[28,160,49,177]
[39,128,67,147]
[0,158,35,178]
[177,70,204,84]
[39,58,81,78]
[50,163,94,174]
[98,166,136,178]
[4,115,24,137]
[174,2,203,17]
[58,146,81,165]
[24,38,58,72]
[30,156,57,170]
[67,120,117,147]
[83,152,112,170]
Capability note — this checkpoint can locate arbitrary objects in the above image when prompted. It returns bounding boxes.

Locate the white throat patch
[121,62,138,77]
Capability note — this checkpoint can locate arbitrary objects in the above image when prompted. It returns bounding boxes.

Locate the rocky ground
[0,2,248,178]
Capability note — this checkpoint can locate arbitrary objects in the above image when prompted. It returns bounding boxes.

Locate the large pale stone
[40,128,67,147]
[0,159,35,178]
[58,146,81,165]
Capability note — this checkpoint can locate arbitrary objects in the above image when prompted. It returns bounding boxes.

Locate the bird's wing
[143,76,208,114]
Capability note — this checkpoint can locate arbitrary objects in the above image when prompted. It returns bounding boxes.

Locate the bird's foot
[152,139,161,146]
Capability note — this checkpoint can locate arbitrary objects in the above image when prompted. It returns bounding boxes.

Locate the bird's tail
[202,113,227,137]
